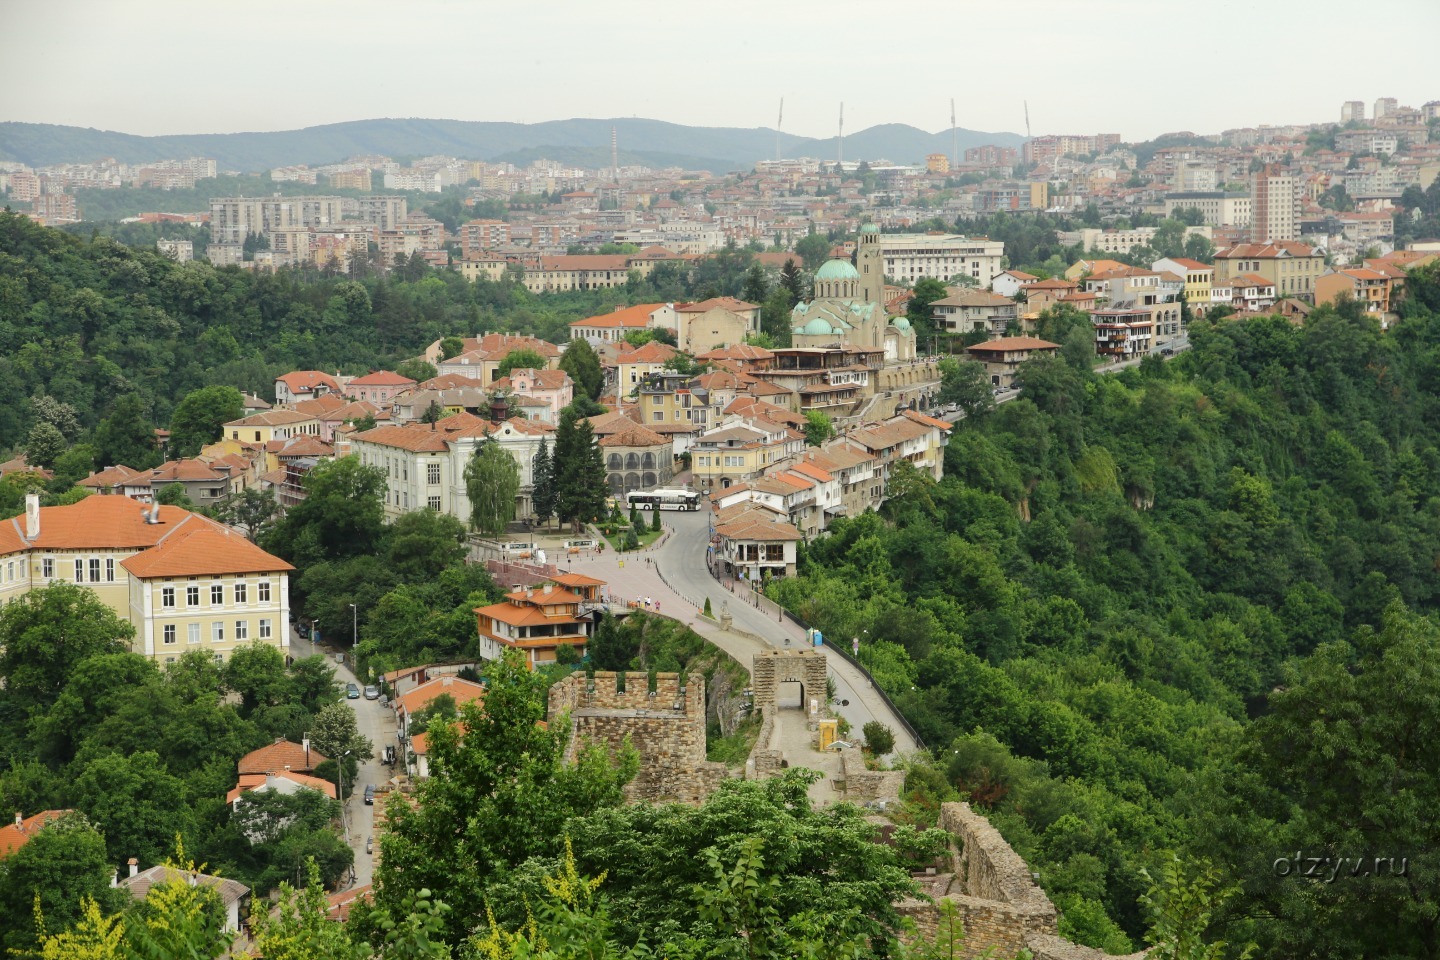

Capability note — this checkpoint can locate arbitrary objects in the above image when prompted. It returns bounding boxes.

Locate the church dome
[803,316,834,336]
[859,223,880,234]
[892,316,912,331]
[814,258,859,281]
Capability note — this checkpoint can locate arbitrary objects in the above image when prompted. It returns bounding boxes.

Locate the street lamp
[337,749,354,846]
[349,603,358,662]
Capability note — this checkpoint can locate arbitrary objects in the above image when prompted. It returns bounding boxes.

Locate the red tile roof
[0,811,72,858]
[348,370,417,387]
[238,739,329,775]
[121,519,294,579]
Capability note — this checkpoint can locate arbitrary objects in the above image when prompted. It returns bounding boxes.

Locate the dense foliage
[0,585,350,953]
[0,212,785,457]
[771,270,1440,957]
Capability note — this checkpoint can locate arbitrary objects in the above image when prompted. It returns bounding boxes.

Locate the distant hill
[0,117,1025,174]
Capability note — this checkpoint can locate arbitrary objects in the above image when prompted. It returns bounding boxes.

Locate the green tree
[30,395,81,440]
[0,582,134,718]
[211,486,280,542]
[651,506,662,533]
[780,257,805,305]
[368,651,638,944]
[153,482,194,509]
[862,720,896,755]
[464,436,520,538]
[803,410,834,446]
[438,336,466,361]
[741,263,769,305]
[559,336,604,401]
[395,359,437,384]
[308,701,375,769]
[937,357,994,419]
[25,421,67,469]
[168,385,244,459]
[91,394,159,469]
[553,410,607,533]
[1138,856,1252,960]
[248,859,367,960]
[531,437,556,529]
[70,751,195,869]
[496,349,549,379]
[0,814,124,955]
[794,233,833,271]
[265,456,387,568]
[907,277,950,343]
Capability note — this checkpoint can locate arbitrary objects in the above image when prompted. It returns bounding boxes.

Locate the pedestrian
[655,600,661,613]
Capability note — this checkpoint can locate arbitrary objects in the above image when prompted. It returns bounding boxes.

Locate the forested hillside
[0,212,761,455]
[770,271,1440,957]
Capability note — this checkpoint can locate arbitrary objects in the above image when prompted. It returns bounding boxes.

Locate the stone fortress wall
[548,670,727,804]
[899,802,1151,960]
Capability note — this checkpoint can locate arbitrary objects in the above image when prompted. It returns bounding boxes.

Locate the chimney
[128,857,139,878]
[24,495,40,540]
[543,584,553,594]
[302,737,311,764]
[13,812,21,829]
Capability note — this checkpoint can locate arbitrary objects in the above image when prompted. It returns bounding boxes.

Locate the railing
[705,561,927,753]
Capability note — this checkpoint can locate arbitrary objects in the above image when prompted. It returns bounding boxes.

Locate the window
[89,559,100,583]
[427,462,441,485]
[259,618,272,640]
[211,584,224,605]
[162,587,176,609]
[74,559,84,583]
[106,558,115,582]
[42,558,53,579]
[214,653,225,664]
[428,496,441,510]
[163,625,177,645]
[188,623,201,644]
[653,412,663,422]
[212,622,224,642]
[234,582,247,604]
[258,582,271,603]
[235,621,248,641]
[187,585,200,607]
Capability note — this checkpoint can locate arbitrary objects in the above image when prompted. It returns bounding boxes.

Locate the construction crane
[776,98,783,162]
[951,98,957,171]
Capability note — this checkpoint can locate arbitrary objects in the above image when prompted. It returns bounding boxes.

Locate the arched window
[625,453,641,470]
[607,453,622,470]
[624,472,641,492]
[642,471,657,488]
[608,474,623,495]
[641,452,656,469]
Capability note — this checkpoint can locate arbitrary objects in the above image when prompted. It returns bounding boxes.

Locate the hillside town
[4,66,1440,960]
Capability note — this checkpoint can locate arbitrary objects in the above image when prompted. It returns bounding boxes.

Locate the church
[790,224,916,361]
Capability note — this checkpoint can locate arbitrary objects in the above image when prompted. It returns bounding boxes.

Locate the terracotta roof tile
[121,519,294,579]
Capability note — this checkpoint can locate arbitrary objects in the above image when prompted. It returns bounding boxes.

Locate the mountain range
[0,117,1026,174]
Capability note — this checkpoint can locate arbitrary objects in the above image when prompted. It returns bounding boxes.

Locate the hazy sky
[4,0,1438,142]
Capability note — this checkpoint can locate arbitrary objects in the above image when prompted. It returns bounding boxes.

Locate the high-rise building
[1341,100,1365,123]
[926,153,950,174]
[1251,165,1299,243]
[1374,97,1398,119]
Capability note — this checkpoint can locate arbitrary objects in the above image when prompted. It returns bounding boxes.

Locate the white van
[564,538,597,552]
[500,541,536,558]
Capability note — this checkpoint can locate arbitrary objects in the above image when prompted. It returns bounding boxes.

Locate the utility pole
[611,126,619,183]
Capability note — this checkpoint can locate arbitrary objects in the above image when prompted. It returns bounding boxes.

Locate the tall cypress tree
[531,436,556,529]
[554,410,608,534]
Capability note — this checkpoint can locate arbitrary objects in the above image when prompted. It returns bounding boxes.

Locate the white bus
[627,489,701,511]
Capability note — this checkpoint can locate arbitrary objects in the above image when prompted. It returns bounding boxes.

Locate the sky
[3,0,1438,144]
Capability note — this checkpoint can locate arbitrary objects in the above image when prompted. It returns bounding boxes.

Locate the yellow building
[0,495,292,665]
[223,410,322,445]
[1213,241,1325,300]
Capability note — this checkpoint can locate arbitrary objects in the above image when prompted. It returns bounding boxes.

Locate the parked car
[346,683,361,699]
[363,784,375,805]
[364,684,380,700]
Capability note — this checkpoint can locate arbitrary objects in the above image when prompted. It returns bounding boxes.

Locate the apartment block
[876,233,1005,284]
[1250,165,1300,242]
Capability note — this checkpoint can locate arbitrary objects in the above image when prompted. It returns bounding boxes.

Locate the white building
[875,233,1005,285]
[349,413,555,522]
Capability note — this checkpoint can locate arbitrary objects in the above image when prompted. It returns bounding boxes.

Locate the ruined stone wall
[837,745,904,805]
[895,802,1151,960]
[549,671,726,804]
[746,705,783,778]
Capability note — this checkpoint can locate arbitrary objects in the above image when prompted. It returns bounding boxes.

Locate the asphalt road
[289,627,396,890]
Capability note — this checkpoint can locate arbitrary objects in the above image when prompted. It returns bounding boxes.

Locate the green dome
[860,223,880,234]
[814,258,859,281]
[892,317,912,331]
[803,316,834,336]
